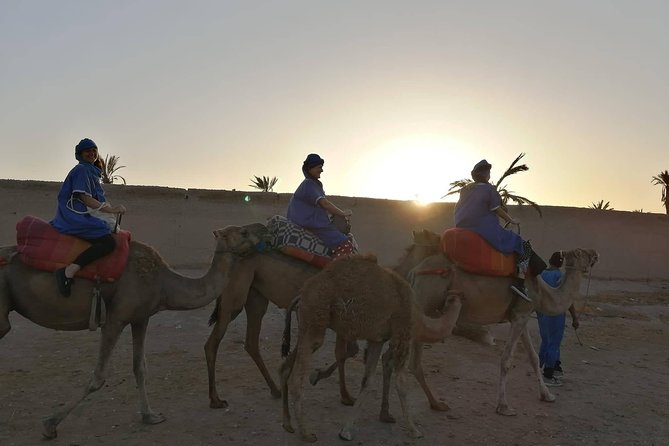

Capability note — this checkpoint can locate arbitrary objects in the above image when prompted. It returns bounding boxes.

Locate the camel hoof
[496,405,517,416]
[541,392,556,403]
[379,411,396,424]
[282,422,295,433]
[339,428,354,441]
[142,412,166,425]
[309,369,322,386]
[301,432,318,442]
[430,400,451,412]
[341,395,355,406]
[409,428,424,439]
[209,398,229,409]
[42,418,58,439]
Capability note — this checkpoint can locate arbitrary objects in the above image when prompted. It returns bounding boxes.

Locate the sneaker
[510,279,531,302]
[55,268,74,297]
[553,366,564,377]
[543,376,563,387]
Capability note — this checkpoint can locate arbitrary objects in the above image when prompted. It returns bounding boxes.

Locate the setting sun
[353,135,472,204]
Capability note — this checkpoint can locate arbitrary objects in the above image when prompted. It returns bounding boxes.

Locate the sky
[1,0,667,212]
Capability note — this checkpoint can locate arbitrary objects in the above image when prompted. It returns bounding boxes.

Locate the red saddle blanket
[280,246,331,269]
[441,228,516,277]
[16,216,131,282]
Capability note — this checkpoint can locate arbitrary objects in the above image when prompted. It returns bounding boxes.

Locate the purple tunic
[50,163,110,239]
[454,182,523,255]
[287,178,347,249]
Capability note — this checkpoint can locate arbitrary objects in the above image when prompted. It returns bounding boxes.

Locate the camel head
[213,225,260,256]
[563,248,599,274]
[412,229,441,248]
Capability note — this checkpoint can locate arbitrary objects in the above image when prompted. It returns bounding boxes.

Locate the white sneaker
[543,376,563,387]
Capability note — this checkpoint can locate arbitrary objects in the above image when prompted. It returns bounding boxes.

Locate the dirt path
[1,280,668,446]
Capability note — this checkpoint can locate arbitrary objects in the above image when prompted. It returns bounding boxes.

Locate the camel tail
[208,300,220,326]
[281,296,301,358]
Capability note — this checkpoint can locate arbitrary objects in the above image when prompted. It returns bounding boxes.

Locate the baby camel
[279,254,462,442]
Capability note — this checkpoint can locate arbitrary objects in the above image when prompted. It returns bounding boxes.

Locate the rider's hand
[113,204,127,214]
[342,209,353,217]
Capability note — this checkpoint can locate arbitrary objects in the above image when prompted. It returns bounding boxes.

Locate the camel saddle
[441,228,516,277]
[266,215,333,268]
[16,215,131,282]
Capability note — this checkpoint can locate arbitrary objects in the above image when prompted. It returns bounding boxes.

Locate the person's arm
[495,207,519,225]
[77,194,126,214]
[568,304,579,329]
[318,198,352,217]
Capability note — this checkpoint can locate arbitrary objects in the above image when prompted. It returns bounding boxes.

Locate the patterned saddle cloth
[16,215,131,282]
[266,216,334,268]
[441,228,516,277]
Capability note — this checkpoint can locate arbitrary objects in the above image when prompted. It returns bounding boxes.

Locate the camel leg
[291,328,325,443]
[335,336,356,406]
[495,320,526,416]
[394,354,423,438]
[131,318,165,424]
[309,341,358,387]
[204,303,238,409]
[339,341,383,441]
[520,326,555,403]
[280,348,298,434]
[243,291,281,398]
[42,321,125,439]
[0,286,10,339]
[410,340,450,411]
[379,347,396,423]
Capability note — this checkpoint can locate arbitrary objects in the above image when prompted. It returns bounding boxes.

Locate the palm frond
[249,175,278,192]
[495,152,528,188]
[589,200,614,210]
[100,154,127,184]
[442,179,473,198]
[652,170,669,204]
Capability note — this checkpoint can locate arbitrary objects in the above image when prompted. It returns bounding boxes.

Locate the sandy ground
[1,277,668,446]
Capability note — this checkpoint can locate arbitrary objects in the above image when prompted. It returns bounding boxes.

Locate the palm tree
[443,152,542,216]
[249,175,278,192]
[100,154,127,185]
[589,200,614,210]
[651,170,669,215]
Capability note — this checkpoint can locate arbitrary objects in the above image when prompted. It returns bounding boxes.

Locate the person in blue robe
[50,138,126,297]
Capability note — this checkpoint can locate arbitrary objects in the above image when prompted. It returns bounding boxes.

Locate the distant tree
[249,175,278,192]
[633,209,644,213]
[590,200,614,210]
[651,170,669,215]
[443,152,542,217]
[100,154,126,185]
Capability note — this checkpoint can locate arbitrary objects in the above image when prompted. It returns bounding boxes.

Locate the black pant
[73,234,116,267]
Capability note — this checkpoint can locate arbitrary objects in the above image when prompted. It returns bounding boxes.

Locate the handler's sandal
[510,279,531,302]
[543,376,563,387]
[55,268,74,297]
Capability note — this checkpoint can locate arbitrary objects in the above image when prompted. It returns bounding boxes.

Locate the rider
[287,153,355,258]
[50,138,126,297]
[454,159,541,301]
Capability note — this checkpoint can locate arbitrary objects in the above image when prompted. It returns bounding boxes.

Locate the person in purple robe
[454,159,539,301]
[287,153,355,258]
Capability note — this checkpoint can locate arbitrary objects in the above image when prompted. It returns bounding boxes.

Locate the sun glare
[357,135,471,203]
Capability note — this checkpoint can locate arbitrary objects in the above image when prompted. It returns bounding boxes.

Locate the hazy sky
[1,0,667,212]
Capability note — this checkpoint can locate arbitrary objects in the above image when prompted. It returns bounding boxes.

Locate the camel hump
[352,253,377,263]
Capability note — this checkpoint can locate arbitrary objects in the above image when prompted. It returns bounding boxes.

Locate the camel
[204,227,441,409]
[279,255,463,442]
[0,225,259,439]
[383,245,599,419]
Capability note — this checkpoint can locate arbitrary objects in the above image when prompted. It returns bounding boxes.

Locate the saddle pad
[441,228,516,277]
[266,215,331,257]
[280,246,331,269]
[16,215,131,282]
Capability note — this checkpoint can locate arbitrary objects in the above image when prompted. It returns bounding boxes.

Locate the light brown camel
[279,255,463,442]
[0,225,259,439]
[382,245,599,419]
[204,227,441,409]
